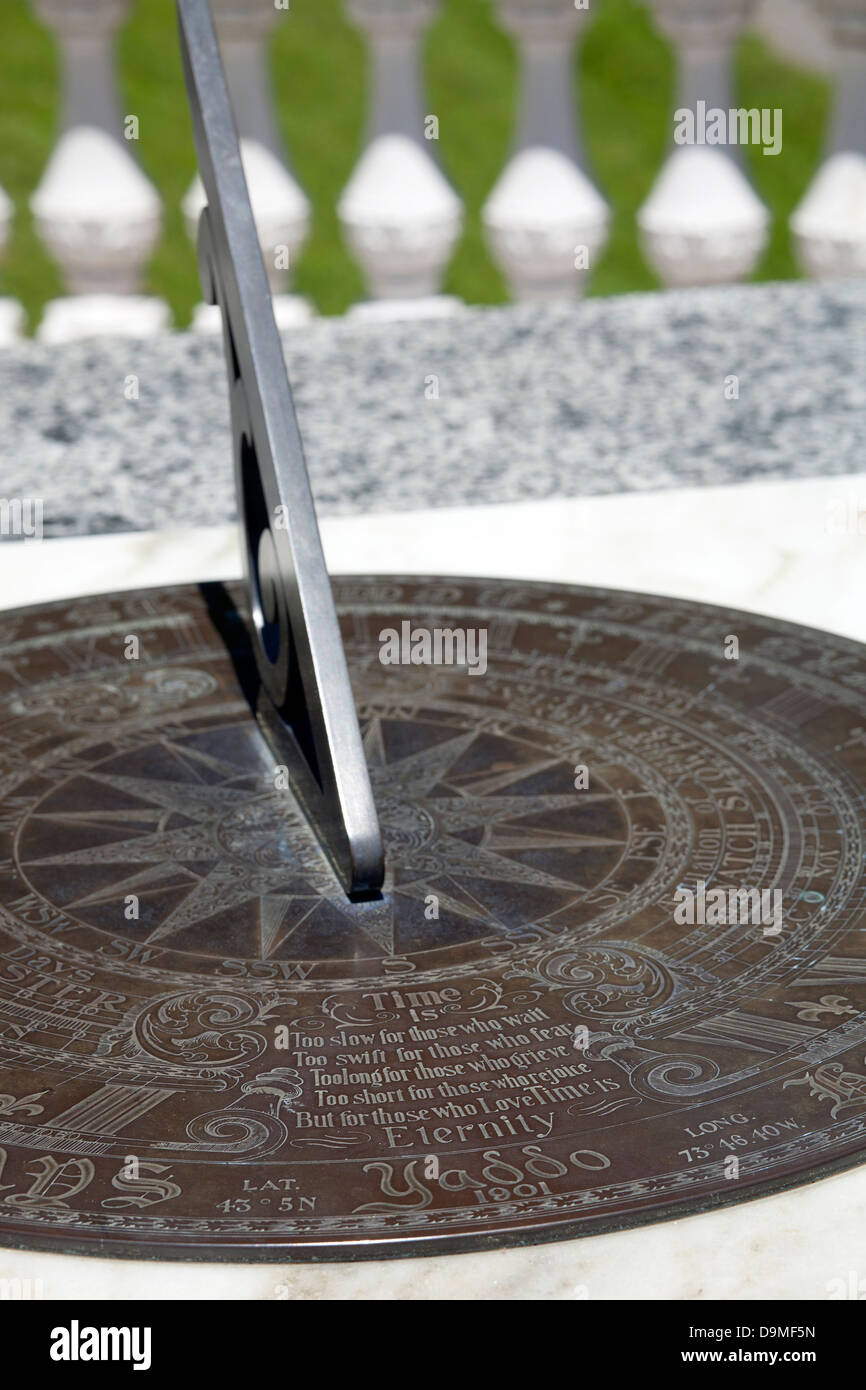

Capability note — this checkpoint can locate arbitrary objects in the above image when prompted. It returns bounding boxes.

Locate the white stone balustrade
[791,0,866,278]
[29,0,168,342]
[182,0,313,333]
[482,0,609,303]
[338,0,463,317]
[3,0,862,336]
[638,0,770,287]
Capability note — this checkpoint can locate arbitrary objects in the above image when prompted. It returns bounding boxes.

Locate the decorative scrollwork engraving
[134,991,276,1067]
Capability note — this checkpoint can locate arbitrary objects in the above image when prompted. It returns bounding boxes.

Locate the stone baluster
[29,0,168,343]
[338,0,464,318]
[183,0,313,332]
[0,185,25,347]
[791,0,866,277]
[482,0,609,303]
[638,0,770,287]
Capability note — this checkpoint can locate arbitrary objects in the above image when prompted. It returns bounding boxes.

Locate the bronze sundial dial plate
[1,574,865,1261]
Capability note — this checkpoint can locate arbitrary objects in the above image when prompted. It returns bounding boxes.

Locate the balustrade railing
[0,0,861,343]
[181,0,313,331]
[29,0,168,343]
[791,0,866,276]
[638,0,770,287]
[482,0,609,302]
[338,0,464,318]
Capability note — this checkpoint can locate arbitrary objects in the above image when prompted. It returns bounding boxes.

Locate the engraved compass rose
[3,577,866,1262]
[18,714,628,965]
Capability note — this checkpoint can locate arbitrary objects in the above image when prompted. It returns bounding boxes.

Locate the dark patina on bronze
[1,0,862,1264]
[0,576,864,1261]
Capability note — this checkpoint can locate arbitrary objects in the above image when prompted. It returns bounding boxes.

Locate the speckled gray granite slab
[1,279,863,539]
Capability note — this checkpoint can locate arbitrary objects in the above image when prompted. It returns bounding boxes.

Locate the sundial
[1,0,865,1263]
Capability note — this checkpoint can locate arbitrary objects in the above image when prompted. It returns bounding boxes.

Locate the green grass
[0,0,832,330]
[580,0,674,294]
